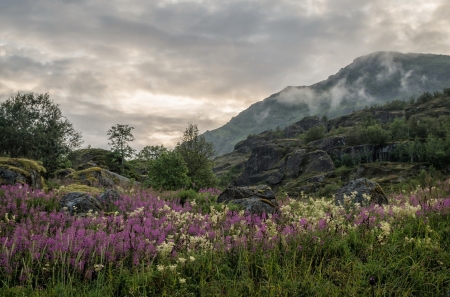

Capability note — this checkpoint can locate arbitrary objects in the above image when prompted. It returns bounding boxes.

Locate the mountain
[213,89,450,197]
[204,51,450,155]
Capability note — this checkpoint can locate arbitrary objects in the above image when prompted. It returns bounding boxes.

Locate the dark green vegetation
[214,88,450,198]
[174,123,217,190]
[0,93,83,175]
[204,52,450,155]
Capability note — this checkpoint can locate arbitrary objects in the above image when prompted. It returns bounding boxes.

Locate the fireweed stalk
[1,183,450,286]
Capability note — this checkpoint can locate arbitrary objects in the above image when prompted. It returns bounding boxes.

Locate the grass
[1,182,450,296]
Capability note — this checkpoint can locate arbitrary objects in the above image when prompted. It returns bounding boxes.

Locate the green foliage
[148,151,190,190]
[107,124,136,175]
[176,123,217,189]
[0,93,83,175]
[390,118,409,140]
[136,145,168,161]
[219,166,243,188]
[304,125,326,143]
[177,189,198,207]
[362,124,391,145]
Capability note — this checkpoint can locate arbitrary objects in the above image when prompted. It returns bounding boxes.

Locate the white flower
[179,278,186,284]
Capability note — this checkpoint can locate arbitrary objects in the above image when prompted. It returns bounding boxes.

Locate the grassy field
[0,184,450,296]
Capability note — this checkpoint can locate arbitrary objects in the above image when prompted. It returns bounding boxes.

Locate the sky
[1,0,449,151]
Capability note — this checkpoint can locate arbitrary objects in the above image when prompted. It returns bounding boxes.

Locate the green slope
[203,51,450,155]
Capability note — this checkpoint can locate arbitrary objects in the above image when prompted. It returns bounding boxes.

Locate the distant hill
[204,51,450,155]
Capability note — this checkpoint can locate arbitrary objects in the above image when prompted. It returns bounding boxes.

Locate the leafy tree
[136,145,168,161]
[362,124,391,145]
[175,123,217,189]
[148,151,190,190]
[390,118,409,140]
[107,124,135,174]
[0,93,82,174]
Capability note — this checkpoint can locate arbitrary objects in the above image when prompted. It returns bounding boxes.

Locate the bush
[304,125,326,143]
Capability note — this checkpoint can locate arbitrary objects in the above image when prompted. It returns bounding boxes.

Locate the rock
[64,167,138,188]
[230,197,277,215]
[307,136,347,152]
[218,185,277,215]
[98,188,121,210]
[234,144,285,186]
[69,148,122,172]
[284,149,307,178]
[303,150,335,174]
[218,185,275,203]
[53,168,75,180]
[60,192,102,215]
[335,178,388,206]
[284,116,323,138]
[0,157,46,189]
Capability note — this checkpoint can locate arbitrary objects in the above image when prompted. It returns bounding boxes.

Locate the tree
[0,93,82,174]
[304,125,326,143]
[136,145,168,161]
[148,151,190,190]
[107,124,135,174]
[175,123,217,189]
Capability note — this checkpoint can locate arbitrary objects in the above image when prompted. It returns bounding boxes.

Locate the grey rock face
[284,149,307,178]
[60,192,102,215]
[284,116,323,138]
[230,197,277,215]
[335,178,388,206]
[303,150,335,174]
[217,185,277,214]
[0,158,46,189]
[98,188,121,210]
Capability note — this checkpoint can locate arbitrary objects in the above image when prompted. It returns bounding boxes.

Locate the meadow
[1,184,450,296]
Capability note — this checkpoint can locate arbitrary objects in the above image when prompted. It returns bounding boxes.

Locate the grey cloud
[1,0,449,149]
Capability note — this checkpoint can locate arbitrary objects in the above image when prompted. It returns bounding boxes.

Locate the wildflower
[179,278,186,284]
[156,265,165,272]
[94,264,104,272]
[168,265,177,271]
[177,257,187,264]
[189,256,195,262]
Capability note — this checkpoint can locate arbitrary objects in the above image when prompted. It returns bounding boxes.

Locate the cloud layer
[1,0,449,151]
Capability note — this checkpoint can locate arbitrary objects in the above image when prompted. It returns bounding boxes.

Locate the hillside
[214,89,450,197]
[204,51,450,155]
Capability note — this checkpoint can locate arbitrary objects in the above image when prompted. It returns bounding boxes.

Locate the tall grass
[0,183,450,296]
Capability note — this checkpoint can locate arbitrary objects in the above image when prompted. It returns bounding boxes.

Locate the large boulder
[218,185,277,214]
[234,144,285,186]
[283,149,307,178]
[97,188,121,210]
[303,150,335,175]
[0,157,46,189]
[60,192,102,215]
[69,148,121,171]
[63,167,138,189]
[335,178,388,206]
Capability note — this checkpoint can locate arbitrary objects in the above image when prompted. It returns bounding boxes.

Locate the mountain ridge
[204,51,450,155]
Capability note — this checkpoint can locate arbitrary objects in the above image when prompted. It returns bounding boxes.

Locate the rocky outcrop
[63,167,137,189]
[284,116,324,138]
[217,185,277,214]
[303,150,335,174]
[0,157,46,189]
[60,192,102,215]
[98,188,121,210]
[283,149,307,179]
[335,178,388,206]
[234,144,285,186]
[69,148,121,172]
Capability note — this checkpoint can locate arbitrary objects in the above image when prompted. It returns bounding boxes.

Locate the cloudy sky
[1,0,449,151]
